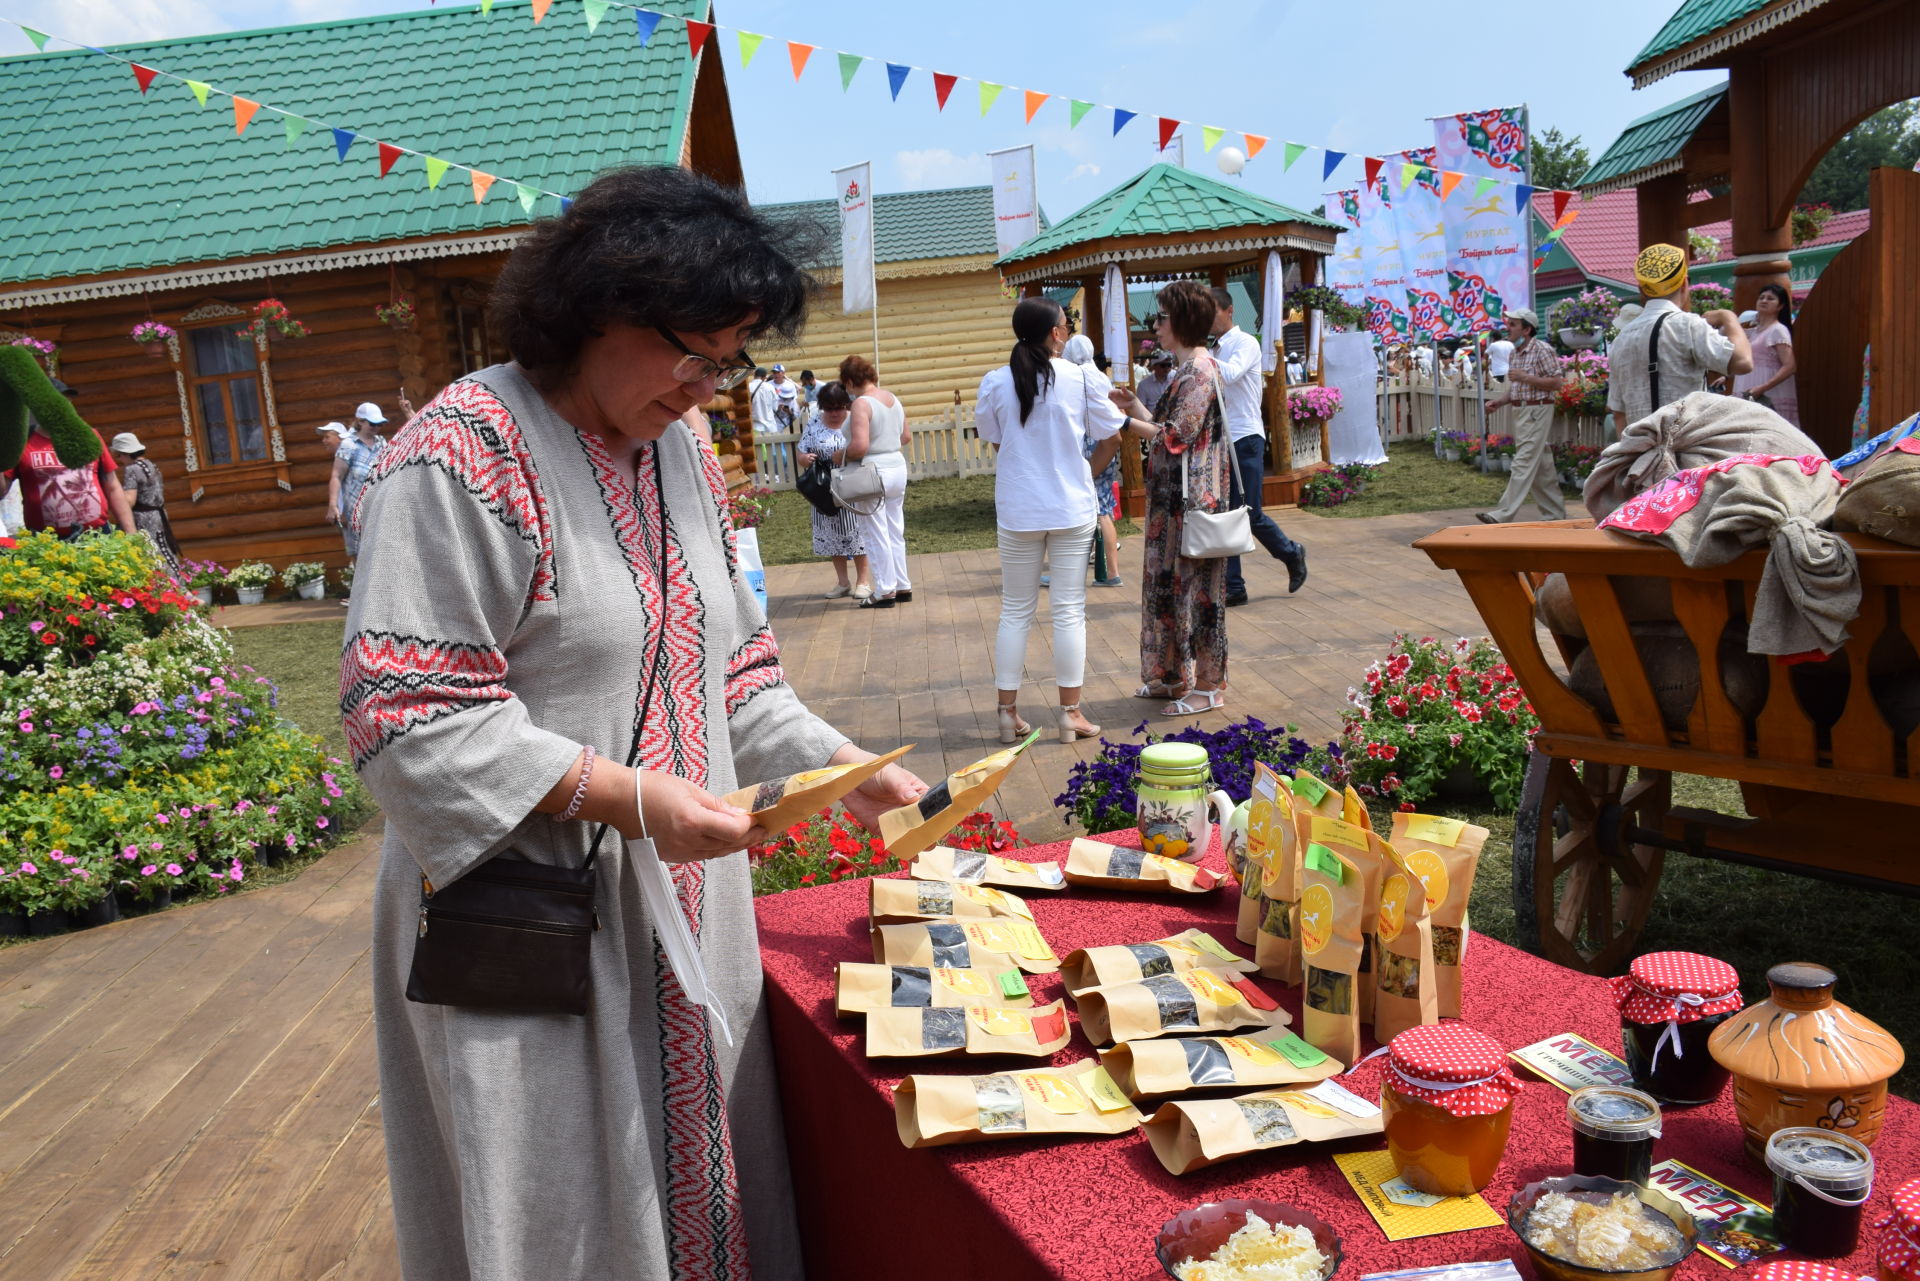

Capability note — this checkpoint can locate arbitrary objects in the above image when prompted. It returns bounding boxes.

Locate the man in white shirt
[1607,243,1753,432]
[749,366,780,438]
[1210,287,1307,605]
[1485,331,1514,384]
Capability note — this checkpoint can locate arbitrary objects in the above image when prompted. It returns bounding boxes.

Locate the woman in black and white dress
[794,381,872,600]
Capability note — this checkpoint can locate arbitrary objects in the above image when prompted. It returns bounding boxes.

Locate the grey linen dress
[343,364,845,1281]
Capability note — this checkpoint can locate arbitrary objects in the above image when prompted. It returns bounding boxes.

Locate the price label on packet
[1083,1065,1134,1113]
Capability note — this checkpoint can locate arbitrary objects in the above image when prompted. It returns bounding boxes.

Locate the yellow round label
[1220,1036,1284,1066]
[787,764,844,788]
[1404,848,1450,912]
[968,1007,1031,1036]
[1020,1074,1088,1114]
[1378,873,1412,942]
[965,922,1018,954]
[958,884,1032,919]
[935,968,991,995]
[1147,853,1194,882]
[1248,799,1275,854]
[1299,883,1334,956]
[1182,968,1245,1006]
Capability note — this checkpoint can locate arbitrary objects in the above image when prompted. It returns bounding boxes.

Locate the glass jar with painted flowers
[282,562,327,602]
[129,321,177,359]
[225,561,276,606]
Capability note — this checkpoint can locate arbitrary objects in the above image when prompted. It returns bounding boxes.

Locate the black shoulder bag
[407,452,669,1016]
[796,451,840,517]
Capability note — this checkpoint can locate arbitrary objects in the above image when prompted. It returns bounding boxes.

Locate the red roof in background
[1529,191,1869,290]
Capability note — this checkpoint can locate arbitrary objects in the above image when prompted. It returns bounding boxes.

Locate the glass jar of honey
[1568,1085,1662,1185]
[1381,1023,1521,1196]
[1878,1177,1920,1281]
[1767,1127,1874,1258]
[1611,951,1743,1104]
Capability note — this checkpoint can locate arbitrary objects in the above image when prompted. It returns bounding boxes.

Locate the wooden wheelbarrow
[1416,519,1920,975]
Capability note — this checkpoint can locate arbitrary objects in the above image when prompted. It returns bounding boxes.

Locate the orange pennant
[1023,90,1047,124]
[232,96,261,136]
[788,41,815,80]
[1244,134,1267,160]
[472,171,497,204]
[1439,170,1463,200]
[531,0,552,21]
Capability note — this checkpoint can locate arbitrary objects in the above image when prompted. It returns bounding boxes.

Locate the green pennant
[1475,176,1498,200]
[21,27,49,51]
[1201,125,1225,153]
[424,156,451,189]
[516,183,539,216]
[1283,141,1308,171]
[581,0,609,32]
[737,31,765,66]
[979,81,1003,116]
[1069,99,1093,128]
[1398,162,1418,192]
[479,0,494,11]
[282,114,310,148]
[1546,228,1565,241]
[837,51,863,91]
[186,80,211,107]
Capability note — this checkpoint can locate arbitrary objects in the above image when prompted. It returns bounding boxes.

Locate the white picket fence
[1378,376,1611,449]
[751,405,996,491]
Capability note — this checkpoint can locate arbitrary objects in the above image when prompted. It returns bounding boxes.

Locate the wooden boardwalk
[0,506,1492,1279]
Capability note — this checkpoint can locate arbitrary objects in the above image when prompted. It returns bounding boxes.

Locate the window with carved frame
[183,319,269,467]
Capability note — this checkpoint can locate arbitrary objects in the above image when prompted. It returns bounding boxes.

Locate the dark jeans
[1225,434,1303,595]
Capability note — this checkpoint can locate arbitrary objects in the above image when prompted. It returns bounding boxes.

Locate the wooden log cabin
[0,0,742,571]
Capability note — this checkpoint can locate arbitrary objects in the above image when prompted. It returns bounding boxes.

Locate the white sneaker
[823,584,852,599]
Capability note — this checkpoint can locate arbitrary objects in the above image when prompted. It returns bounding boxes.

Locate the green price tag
[1305,843,1345,883]
[998,970,1030,999]
[1267,1031,1330,1068]
[1292,775,1329,805]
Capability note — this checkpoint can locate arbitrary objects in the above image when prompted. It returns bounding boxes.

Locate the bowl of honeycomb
[1507,1176,1696,1281]
[1153,1199,1340,1281]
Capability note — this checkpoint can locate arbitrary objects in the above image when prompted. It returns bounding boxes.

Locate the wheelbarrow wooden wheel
[1512,751,1671,974]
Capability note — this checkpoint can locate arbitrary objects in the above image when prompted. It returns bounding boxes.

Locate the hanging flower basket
[235,298,309,345]
[374,295,417,332]
[129,321,177,358]
[1558,328,1604,351]
[3,334,58,374]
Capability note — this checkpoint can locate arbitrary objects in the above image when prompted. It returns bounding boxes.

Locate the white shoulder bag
[1178,374,1256,559]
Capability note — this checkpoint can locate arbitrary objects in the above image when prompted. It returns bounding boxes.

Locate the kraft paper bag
[870,919,1060,975]
[909,846,1066,892]
[1144,1080,1385,1175]
[865,1000,1072,1058]
[877,734,1037,862]
[868,876,1034,927]
[1371,841,1441,1043]
[1300,813,1387,1016]
[1387,812,1490,1020]
[1298,842,1365,1067]
[1059,929,1257,997]
[1247,765,1302,979]
[894,1060,1142,1149]
[721,744,913,833]
[834,962,1033,1017]
[1062,838,1220,893]
[1099,1030,1338,1100]
[1074,970,1288,1047]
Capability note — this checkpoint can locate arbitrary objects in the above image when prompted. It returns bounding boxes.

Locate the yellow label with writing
[992,855,1033,876]
[1404,814,1466,846]
[1273,1090,1341,1119]
[1021,1073,1089,1114]
[1342,786,1369,829]
[1007,920,1056,961]
[964,921,1018,954]
[968,1006,1032,1036]
[935,967,991,995]
[1311,815,1368,850]
[1299,883,1334,956]
[1182,968,1245,1006]
[1404,848,1451,912]
[1147,853,1193,883]
[786,764,846,789]
[1221,1036,1285,1067]
[1167,930,1239,963]
[1378,872,1412,942]
[1083,1065,1134,1112]
[958,883,1033,920]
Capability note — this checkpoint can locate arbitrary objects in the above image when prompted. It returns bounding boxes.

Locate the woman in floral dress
[1110,280,1232,717]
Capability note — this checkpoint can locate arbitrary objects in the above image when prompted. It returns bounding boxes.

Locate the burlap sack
[1386,813,1488,1020]
[1583,391,1824,522]
[1372,842,1440,1043]
[869,877,1034,926]
[870,919,1060,974]
[834,962,1033,1016]
[1075,970,1288,1047]
[1834,436,1920,547]
[894,1061,1142,1148]
[1299,842,1365,1067]
[866,1000,1072,1058]
[1099,1030,1336,1100]
[1533,573,1676,641]
[1063,838,1221,893]
[722,744,912,833]
[877,739,1033,861]
[1059,929,1257,996]
[909,846,1067,892]
[1144,1082,1385,1175]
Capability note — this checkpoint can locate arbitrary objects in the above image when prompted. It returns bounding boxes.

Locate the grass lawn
[229,619,351,767]
[1302,440,1523,520]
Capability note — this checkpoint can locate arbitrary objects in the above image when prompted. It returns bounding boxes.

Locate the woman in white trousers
[841,354,911,609]
[976,299,1126,743]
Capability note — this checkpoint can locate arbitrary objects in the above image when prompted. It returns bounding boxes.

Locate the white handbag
[830,456,884,516]
[1178,375,1256,560]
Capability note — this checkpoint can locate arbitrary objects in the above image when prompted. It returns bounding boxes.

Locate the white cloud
[893,148,990,189]
[1068,163,1101,181]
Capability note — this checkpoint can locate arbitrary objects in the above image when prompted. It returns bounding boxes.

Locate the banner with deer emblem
[1430,106,1533,332]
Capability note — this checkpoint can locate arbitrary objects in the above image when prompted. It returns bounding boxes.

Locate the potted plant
[234,298,309,345]
[374,294,417,332]
[226,560,276,605]
[1790,202,1833,246]
[183,558,228,606]
[1287,285,1367,333]
[1438,429,1467,463]
[2,333,58,375]
[283,561,327,601]
[1548,287,1619,351]
[1288,384,1345,426]
[1688,283,1736,315]
[129,320,177,358]
[728,485,772,532]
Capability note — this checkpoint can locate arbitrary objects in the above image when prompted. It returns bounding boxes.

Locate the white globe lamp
[1216,146,1247,176]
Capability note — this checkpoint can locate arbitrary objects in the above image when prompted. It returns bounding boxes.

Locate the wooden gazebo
[995,163,1344,513]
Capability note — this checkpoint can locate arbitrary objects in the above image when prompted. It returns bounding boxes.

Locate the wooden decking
[0,507,1490,1279]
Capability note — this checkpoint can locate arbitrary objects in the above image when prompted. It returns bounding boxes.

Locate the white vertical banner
[987,144,1038,256]
[1102,263,1129,377]
[1430,106,1534,327]
[1260,248,1284,373]
[833,161,876,315]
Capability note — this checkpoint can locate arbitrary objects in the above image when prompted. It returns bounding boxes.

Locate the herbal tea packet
[834,962,1033,1017]
[1387,813,1489,1020]
[868,877,1034,926]
[877,732,1039,862]
[910,846,1066,892]
[1144,1081,1385,1175]
[1059,929,1257,996]
[1372,840,1440,1042]
[894,1060,1141,1148]
[865,1000,1072,1058]
[721,744,913,833]
[1302,813,1387,1016]
[1074,970,1288,1047]
[1062,838,1220,892]
[1299,842,1365,1067]
[870,919,1060,974]
[1246,765,1301,977]
[1100,1030,1338,1100]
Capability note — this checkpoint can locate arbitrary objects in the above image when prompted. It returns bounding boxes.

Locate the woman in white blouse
[976,299,1126,745]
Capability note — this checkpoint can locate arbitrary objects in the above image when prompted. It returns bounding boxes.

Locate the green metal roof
[758,186,1044,267]
[996,163,1340,267]
[1577,82,1727,193]
[0,0,704,287]
[1630,0,1777,72]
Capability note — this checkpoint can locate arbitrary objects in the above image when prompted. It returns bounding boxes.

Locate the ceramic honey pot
[1133,742,1233,864]
[1708,962,1904,1160]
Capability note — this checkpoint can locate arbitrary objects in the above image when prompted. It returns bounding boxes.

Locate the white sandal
[1162,689,1224,718]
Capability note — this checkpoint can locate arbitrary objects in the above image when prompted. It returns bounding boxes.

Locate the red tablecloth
[754,832,1917,1281]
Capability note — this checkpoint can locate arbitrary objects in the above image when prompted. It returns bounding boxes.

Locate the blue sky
[1,0,1724,219]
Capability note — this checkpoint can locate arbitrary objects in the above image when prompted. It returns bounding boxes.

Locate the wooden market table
[753,832,1920,1281]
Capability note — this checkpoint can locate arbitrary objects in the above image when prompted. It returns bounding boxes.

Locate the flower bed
[1300,462,1379,509]
[0,531,360,930]
[1055,718,1336,833]
[748,807,1020,895]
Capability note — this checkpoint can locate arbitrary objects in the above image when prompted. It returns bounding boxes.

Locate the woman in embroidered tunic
[343,167,924,1281]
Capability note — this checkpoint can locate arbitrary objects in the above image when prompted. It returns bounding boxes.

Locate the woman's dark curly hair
[489,166,823,376]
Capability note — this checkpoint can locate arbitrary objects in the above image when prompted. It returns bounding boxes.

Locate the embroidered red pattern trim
[340,631,511,766]
[1599,453,1836,537]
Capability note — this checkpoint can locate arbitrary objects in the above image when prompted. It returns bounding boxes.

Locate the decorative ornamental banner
[1386,147,1459,340]
[1325,189,1369,316]
[1354,181,1412,346]
[833,161,876,314]
[987,144,1038,257]
[1430,106,1533,330]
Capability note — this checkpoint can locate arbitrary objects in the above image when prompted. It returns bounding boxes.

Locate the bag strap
[1647,311,1671,412]
[1179,368,1247,510]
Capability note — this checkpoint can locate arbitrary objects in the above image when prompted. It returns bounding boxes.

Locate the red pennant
[1363,156,1383,190]
[685,20,713,59]
[1244,134,1267,161]
[377,142,403,177]
[1552,190,1574,222]
[131,64,158,94]
[1157,117,1179,150]
[232,97,261,136]
[1438,170,1463,200]
[932,72,957,111]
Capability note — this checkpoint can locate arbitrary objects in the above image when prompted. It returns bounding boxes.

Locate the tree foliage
[1798,101,1920,212]
[1532,128,1592,190]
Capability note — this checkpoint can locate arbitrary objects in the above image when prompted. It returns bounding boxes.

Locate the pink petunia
[141,865,157,876]
[20,862,37,875]
[316,817,329,829]
[48,765,62,780]
[17,722,31,734]
[229,866,244,881]
[154,813,169,825]
[177,807,192,818]
[165,864,183,876]
[149,841,163,852]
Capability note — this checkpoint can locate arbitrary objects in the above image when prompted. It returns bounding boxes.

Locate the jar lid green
[1140,743,1209,773]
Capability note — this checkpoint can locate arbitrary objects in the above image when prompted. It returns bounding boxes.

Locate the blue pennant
[1515,184,1535,208]
[635,9,662,45]
[560,197,574,215]
[885,62,910,101]
[332,128,355,161]
[1112,108,1136,136]
[1322,150,1346,180]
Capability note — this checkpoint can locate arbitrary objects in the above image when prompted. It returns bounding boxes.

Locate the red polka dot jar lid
[1746,1263,1870,1281]
[1610,951,1743,1025]
[1879,1177,1920,1274]
[1386,1023,1522,1117]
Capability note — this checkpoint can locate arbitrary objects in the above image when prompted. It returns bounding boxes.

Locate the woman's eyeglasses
[655,326,755,390]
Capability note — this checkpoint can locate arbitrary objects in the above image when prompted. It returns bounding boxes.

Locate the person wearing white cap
[1478,307,1566,524]
[108,431,180,555]
[329,403,388,565]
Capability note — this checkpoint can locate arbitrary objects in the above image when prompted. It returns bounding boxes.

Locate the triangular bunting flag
[517,183,538,215]
[838,52,863,90]
[531,0,552,22]
[378,142,404,177]
[581,0,609,33]
[737,31,764,66]
[1363,156,1383,189]
[1557,208,1581,229]
[424,156,451,189]
[560,197,573,215]
[979,82,1004,116]
[131,64,159,93]
[480,0,494,11]
[932,72,957,109]
[1474,176,1498,200]
[635,9,662,44]
[1113,107,1136,136]
[1069,99,1093,128]
[1322,150,1346,180]
[1515,184,1536,209]
[1157,118,1179,150]
[332,128,355,161]
[788,42,815,80]
[886,63,910,100]
[21,27,48,51]
[472,171,497,204]
[186,80,211,107]
[685,20,713,59]
[283,114,309,148]
[1398,162,1418,192]
[232,97,261,136]
[1023,90,1047,123]
[1439,170,1463,200]
[1552,189,1574,221]
[1245,134,1267,161]
[1201,125,1225,152]
[1283,141,1307,171]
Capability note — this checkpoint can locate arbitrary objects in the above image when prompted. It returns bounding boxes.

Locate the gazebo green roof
[1627,0,1808,86]
[1577,82,1728,194]
[996,163,1340,271]
[0,0,706,290]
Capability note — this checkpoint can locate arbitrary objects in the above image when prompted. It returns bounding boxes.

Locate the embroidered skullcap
[1636,244,1689,297]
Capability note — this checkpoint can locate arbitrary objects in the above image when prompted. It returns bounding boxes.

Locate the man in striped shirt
[1477,307,1566,524]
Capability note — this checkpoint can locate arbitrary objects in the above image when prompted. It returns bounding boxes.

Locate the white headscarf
[1061,334,1096,366]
